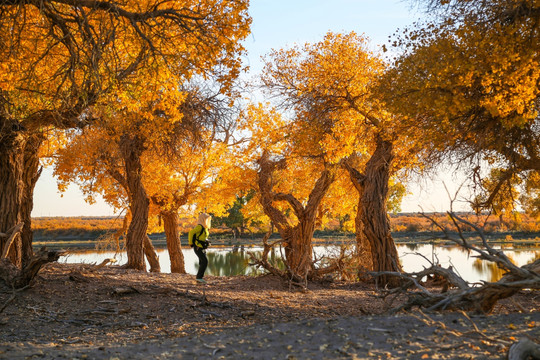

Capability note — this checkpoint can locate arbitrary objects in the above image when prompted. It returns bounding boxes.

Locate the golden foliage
[0,0,251,125]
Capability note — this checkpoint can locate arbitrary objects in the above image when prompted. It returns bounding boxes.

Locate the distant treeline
[32,213,540,242]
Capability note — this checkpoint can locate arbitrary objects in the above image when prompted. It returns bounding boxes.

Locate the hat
[197,213,212,229]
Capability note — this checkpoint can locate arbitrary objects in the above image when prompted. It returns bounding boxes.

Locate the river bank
[33,230,540,251]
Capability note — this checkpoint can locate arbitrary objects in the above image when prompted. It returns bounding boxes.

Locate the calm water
[60,244,540,283]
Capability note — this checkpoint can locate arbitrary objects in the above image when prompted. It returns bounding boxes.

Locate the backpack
[190,225,208,249]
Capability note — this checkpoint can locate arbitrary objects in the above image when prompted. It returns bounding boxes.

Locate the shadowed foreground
[0,263,538,359]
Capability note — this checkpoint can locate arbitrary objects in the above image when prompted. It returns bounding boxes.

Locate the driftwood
[372,211,540,314]
[0,248,64,289]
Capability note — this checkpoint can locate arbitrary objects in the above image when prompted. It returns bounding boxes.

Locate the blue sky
[33,0,466,217]
[244,0,419,72]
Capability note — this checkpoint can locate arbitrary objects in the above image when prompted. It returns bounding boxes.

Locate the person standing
[189,213,212,283]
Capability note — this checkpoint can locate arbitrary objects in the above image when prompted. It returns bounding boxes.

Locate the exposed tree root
[249,229,349,288]
[0,248,64,289]
[0,222,24,259]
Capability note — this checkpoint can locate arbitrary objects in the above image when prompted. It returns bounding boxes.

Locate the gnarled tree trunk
[362,137,401,283]
[0,124,43,268]
[345,136,401,286]
[161,210,186,273]
[121,134,159,271]
[0,132,25,267]
[143,235,160,272]
[354,195,373,279]
[284,217,316,278]
[257,152,335,280]
[21,134,44,266]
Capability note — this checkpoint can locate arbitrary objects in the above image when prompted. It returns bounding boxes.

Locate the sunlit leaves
[389,0,540,142]
[261,32,387,163]
[383,0,540,216]
[0,0,251,128]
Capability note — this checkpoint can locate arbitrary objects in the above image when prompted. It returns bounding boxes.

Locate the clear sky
[31,0,467,217]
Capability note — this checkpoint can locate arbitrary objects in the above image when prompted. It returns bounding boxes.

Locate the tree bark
[345,137,401,286]
[0,125,25,267]
[161,210,186,273]
[344,159,373,279]
[121,134,159,271]
[257,152,335,279]
[143,235,160,273]
[21,134,44,266]
[354,195,374,279]
[284,218,316,278]
[361,137,401,285]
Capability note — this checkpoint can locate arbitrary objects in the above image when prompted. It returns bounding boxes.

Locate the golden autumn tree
[145,86,241,273]
[384,0,540,217]
[239,104,338,281]
[521,172,540,218]
[148,138,238,273]
[259,32,417,284]
[55,83,241,272]
[0,0,251,268]
[472,168,522,230]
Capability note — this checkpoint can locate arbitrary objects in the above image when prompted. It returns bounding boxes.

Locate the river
[59,243,540,283]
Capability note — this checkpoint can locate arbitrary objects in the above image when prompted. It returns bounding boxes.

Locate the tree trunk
[361,137,401,285]
[354,196,373,279]
[121,134,158,271]
[0,126,25,267]
[284,218,316,278]
[21,134,44,266]
[257,152,335,280]
[344,159,373,279]
[161,210,186,274]
[143,235,160,272]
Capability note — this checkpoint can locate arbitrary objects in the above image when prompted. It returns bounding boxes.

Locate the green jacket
[188,224,209,248]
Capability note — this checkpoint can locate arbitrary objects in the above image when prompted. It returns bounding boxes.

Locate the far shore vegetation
[32,213,540,250]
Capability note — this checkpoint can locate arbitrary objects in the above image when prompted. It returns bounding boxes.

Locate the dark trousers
[193,246,208,279]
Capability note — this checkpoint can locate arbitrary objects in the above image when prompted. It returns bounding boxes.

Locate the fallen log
[0,248,64,289]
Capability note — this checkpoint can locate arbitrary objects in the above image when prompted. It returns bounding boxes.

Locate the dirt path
[0,263,538,359]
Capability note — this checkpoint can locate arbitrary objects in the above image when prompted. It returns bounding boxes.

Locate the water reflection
[205,248,285,276]
[472,259,506,283]
[206,250,253,276]
[60,244,540,283]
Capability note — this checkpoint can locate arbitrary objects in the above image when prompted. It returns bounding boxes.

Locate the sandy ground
[0,263,538,359]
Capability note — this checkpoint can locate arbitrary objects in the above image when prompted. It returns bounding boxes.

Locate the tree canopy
[0,0,251,266]
[383,0,540,215]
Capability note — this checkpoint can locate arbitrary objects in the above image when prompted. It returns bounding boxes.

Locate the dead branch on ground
[0,284,31,314]
[372,206,540,314]
[248,230,288,279]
